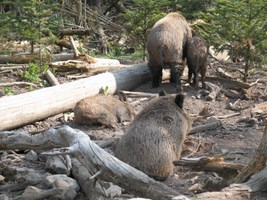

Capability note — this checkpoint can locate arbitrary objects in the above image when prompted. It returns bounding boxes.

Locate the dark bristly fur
[115,92,191,180]
[187,36,209,89]
[147,12,192,91]
[175,94,185,110]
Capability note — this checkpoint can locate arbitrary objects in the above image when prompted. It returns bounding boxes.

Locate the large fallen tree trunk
[0,126,185,200]
[0,63,151,131]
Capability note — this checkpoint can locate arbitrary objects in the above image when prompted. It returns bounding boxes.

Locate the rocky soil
[0,58,267,199]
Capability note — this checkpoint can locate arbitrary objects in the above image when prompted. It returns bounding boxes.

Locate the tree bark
[0,63,151,131]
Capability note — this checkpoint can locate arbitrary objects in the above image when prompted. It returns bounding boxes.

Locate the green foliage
[4,87,14,95]
[0,0,61,52]
[27,85,35,92]
[186,0,267,81]
[103,86,109,95]
[111,45,124,57]
[21,62,48,83]
[175,0,216,20]
[22,62,41,83]
[99,86,109,95]
[123,0,173,60]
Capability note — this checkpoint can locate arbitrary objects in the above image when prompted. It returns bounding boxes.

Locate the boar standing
[187,36,209,88]
[147,12,192,92]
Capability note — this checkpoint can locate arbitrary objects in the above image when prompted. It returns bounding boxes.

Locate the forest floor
[0,56,267,199]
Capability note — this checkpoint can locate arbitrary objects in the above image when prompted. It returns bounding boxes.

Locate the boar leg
[193,70,199,88]
[171,64,184,92]
[188,67,193,84]
[200,65,207,89]
[151,67,162,87]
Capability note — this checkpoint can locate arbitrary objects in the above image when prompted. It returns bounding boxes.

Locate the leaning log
[0,63,150,131]
[0,126,184,200]
[189,166,267,200]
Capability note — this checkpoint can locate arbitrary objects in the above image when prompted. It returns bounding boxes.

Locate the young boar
[187,36,209,89]
[115,92,191,180]
[74,95,135,128]
[147,12,192,92]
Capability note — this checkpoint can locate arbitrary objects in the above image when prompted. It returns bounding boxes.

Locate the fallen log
[0,126,185,200]
[0,81,38,88]
[206,77,251,90]
[71,158,107,199]
[189,120,222,135]
[0,64,28,71]
[0,69,12,74]
[0,53,75,64]
[44,70,60,86]
[215,67,233,79]
[55,39,72,49]
[205,82,222,101]
[173,156,245,179]
[225,100,250,112]
[58,28,92,37]
[119,90,159,98]
[69,36,81,58]
[217,112,240,119]
[50,58,123,73]
[0,63,151,131]
[222,89,243,99]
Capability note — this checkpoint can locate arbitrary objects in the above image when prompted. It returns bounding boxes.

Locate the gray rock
[45,174,80,200]
[25,150,38,161]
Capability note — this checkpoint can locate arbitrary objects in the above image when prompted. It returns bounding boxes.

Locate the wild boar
[187,35,209,88]
[147,12,192,92]
[74,95,135,129]
[115,92,191,180]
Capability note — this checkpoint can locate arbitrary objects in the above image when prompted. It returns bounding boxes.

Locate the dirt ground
[0,58,267,199]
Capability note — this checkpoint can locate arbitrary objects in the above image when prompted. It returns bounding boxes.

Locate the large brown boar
[147,12,192,92]
[187,35,209,89]
[115,92,191,180]
[74,95,135,128]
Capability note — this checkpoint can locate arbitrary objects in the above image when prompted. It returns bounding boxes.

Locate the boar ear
[175,93,185,110]
[158,90,167,96]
